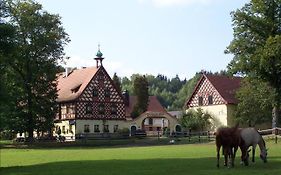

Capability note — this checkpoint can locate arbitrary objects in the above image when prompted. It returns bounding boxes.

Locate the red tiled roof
[125,96,166,117]
[57,67,98,102]
[205,74,241,104]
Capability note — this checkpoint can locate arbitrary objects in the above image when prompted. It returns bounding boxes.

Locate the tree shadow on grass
[1,157,281,175]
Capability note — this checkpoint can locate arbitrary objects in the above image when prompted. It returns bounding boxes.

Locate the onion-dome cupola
[94,44,104,68]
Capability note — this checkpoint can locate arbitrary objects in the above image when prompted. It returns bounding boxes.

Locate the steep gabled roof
[206,74,241,104]
[57,67,98,102]
[125,96,167,117]
[185,74,242,107]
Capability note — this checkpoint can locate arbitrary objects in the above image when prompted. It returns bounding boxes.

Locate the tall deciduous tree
[131,75,149,118]
[235,78,276,126]
[1,0,69,140]
[226,0,281,127]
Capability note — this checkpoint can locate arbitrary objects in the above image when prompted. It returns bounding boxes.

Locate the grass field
[0,141,280,175]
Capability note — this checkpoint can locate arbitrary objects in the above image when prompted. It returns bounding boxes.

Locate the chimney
[122,90,129,106]
[65,67,72,77]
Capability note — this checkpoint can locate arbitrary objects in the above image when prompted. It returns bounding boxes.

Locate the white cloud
[138,0,216,7]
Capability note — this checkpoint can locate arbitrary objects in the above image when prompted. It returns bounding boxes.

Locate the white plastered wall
[187,104,229,130]
[75,120,129,134]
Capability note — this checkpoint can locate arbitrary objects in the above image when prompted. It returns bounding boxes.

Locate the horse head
[260,148,268,163]
[259,138,268,163]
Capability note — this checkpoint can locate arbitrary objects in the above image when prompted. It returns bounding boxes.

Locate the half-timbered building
[185,74,241,128]
[54,49,179,139]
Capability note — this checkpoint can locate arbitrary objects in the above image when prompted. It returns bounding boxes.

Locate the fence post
[198,132,201,143]
[157,131,160,141]
[189,129,191,142]
[275,127,278,144]
[207,131,210,141]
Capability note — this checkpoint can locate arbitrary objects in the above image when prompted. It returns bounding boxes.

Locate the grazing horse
[215,124,246,168]
[240,128,268,165]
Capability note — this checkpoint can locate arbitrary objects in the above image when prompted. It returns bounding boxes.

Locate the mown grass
[0,141,280,175]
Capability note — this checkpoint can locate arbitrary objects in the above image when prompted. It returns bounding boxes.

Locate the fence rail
[258,127,281,143]
[166,131,215,143]
[166,127,281,144]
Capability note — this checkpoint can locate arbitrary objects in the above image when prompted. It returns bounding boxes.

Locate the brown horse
[215,124,247,168]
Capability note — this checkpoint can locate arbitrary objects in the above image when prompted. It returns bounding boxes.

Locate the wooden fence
[167,127,281,144]
[258,127,281,143]
[167,131,215,143]
[61,127,281,143]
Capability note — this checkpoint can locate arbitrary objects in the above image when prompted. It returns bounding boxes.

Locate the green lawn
[0,141,280,175]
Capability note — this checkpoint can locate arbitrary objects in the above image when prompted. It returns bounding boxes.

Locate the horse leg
[224,147,229,167]
[232,146,238,167]
[217,145,221,168]
[252,145,256,163]
[222,147,227,166]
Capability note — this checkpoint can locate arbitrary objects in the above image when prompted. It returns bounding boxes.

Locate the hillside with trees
[113,72,215,111]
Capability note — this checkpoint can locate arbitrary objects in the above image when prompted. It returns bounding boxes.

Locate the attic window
[85,103,92,114]
[98,103,105,115]
[208,95,213,105]
[198,96,203,106]
[93,88,98,97]
[71,84,82,93]
[97,75,104,81]
[111,104,117,115]
[105,89,110,98]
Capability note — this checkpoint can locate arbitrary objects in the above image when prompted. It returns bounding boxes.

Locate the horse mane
[256,128,266,147]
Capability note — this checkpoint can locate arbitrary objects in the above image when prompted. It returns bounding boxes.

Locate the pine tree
[112,72,122,93]
[132,75,149,118]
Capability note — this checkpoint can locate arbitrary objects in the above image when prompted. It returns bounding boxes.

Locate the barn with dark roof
[185,74,242,128]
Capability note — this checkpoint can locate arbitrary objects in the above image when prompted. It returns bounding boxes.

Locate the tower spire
[94,44,104,68]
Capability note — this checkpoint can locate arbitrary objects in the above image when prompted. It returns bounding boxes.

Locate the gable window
[97,75,104,81]
[93,88,98,97]
[111,104,117,115]
[94,125,100,133]
[85,103,92,114]
[105,89,110,98]
[198,96,203,106]
[114,125,118,133]
[208,95,213,105]
[98,104,105,115]
[84,124,90,133]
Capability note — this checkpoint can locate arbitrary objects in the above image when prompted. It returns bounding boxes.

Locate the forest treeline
[116,71,228,111]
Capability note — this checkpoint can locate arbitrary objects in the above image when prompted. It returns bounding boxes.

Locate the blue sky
[37,0,249,79]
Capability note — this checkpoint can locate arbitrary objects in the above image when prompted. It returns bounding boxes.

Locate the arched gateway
[131,111,179,136]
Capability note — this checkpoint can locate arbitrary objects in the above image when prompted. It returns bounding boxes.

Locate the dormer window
[71,84,81,93]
